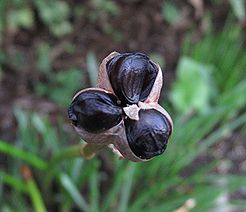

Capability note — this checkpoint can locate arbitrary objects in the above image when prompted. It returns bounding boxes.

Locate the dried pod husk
[97,52,119,92]
[97,52,163,105]
[112,102,173,162]
[72,119,125,146]
[68,88,122,136]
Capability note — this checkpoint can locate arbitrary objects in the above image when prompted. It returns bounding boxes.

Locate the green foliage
[1,75,245,211]
[182,20,246,93]
[229,0,246,21]
[0,140,47,170]
[86,0,122,41]
[87,52,98,87]
[170,57,215,114]
[34,41,83,106]
[34,0,72,37]
[8,3,33,30]
[60,173,90,211]
[0,0,34,32]
[36,42,51,74]
[35,68,82,106]
[89,0,119,22]
[102,24,123,42]
[149,53,165,68]
[161,2,180,25]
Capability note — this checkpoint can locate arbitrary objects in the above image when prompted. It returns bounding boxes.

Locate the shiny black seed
[68,90,123,133]
[106,53,158,106]
[125,109,172,159]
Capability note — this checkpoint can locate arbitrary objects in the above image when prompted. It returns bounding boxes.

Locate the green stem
[44,143,104,189]
[22,166,47,212]
[27,178,48,212]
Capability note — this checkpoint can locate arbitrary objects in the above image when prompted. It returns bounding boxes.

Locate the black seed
[106,53,158,106]
[68,90,123,133]
[125,109,172,159]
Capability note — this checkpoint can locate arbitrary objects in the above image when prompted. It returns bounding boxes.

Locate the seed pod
[68,91,173,161]
[106,53,158,106]
[68,88,122,134]
[97,52,163,104]
[113,102,173,161]
[68,52,173,162]
[125,109,172,159]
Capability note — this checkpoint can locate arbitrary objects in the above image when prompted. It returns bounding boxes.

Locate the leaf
[170,57,215,114]
[8,6,34,30]
[0,140,47,170]
[102,160,126,212]
[26,178,47,212]
[149,53,165,68]
[229,0,246,21]
[87,52,98,87]
[36,42,51,74]
[89,160,100,212]
[49,68,82,105]
[0,171,27,193]
[34,0,72,37]
[162,2,179,25]
[129,176,181,212]
[32,114,60,152]
[118,163,136,212]
[60,173,90,212]
[14,108,39,153]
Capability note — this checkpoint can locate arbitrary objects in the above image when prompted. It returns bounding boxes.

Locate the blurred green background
[0,0,246,211]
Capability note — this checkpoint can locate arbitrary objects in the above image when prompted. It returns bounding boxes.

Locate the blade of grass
[174,113,246,173]
[44,143,104,189]
[70,158,84,183]
[150,195,188,212]
[9,189,28,211]
[87,51,98,87]
[0,171,27,193]
[0,140,47,170]
[60,173,90,212]
[177,112,246,171]
[169,82,246,175]
[150,185,220,212]
[229,0,246,21]
[230,200,246,208]
[186,161,218,184]
[199,112,246,153]
[118,163,136,212]
[89,160,100,212]
[21,166,47,212]
[26,179,47,212]
[208,174,246,191]
[129,176,181,211]
[102,160,125,212]
[14,108,40,154]
[32,114,60,152]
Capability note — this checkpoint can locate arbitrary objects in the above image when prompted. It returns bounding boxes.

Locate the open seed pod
[68,52,173,162]
[113,102,173,162]
[68,88,123,145]
[97,52,163,105]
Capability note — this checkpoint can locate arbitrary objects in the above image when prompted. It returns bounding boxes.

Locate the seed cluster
[68,52,173,162]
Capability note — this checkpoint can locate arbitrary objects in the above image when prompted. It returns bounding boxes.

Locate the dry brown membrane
[68,52,173,162]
